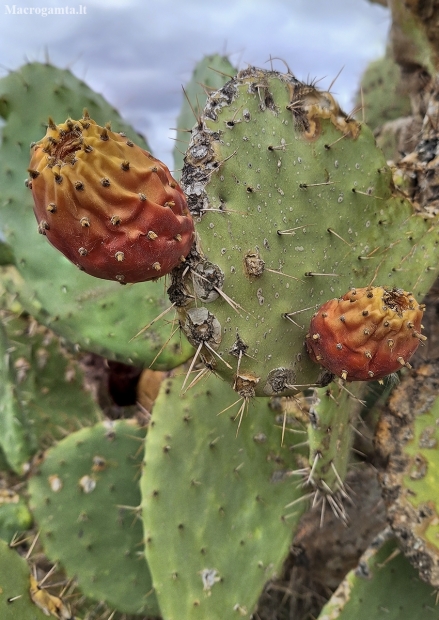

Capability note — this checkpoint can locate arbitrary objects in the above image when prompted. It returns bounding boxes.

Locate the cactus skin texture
[28,113,195,284]
[28,419,160,616]
[376,361,439,588]
[141,371,308,620]
[306,286,425,382]
[176,66,439,397]
[0,538,48,620]
[173,53,238,178]
[317,531,436,620]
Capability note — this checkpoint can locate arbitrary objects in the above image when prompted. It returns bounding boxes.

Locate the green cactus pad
[0,497,33,542]
[28,419,160,616]
[141,372,308,620]
[376,362,439,587]
[357,55,411,133]
[0,61,193,369]
[174,67,439,396]
[307,381,367,498]
[0,308,102,471]
[173,54,238,177]
[0,538,48,620]
[0,318,35,472]
[317,531,436,620]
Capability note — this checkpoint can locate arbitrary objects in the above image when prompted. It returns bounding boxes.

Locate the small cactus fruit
[27,112,194,283]
[305,286,426,381]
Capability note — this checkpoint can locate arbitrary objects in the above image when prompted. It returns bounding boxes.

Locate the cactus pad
[28,113,195,283]
[0,538,48,620]
[141,371,308,620]
[317,531,436,620]
[28,419,160,615]
[175,67,439,396]
[306,286,425,381]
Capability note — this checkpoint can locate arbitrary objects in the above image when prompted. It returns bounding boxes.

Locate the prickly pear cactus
[141,371,308,620]
[173,53,238,177]
[0,538,48,620]
[0,318,35,472]
[0,308,102,472]
[376,361,439,588]
[173,67,439,397]
[28,419,160,616]
[317,530,436,620]
[0,61,193,368]
[28,113,194,283]
[306,381,367,504]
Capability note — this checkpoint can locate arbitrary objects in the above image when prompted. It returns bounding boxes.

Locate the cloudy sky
[0,0,390,168]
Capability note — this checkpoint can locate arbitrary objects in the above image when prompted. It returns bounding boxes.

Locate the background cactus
[317,530,437,620]
[0,538,49,620]
[28,419,160,616]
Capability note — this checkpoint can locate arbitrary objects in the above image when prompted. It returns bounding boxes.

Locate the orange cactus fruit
[27,112,194,283]
[305,286,426,381]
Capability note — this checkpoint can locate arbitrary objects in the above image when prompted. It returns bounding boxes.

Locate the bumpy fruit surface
[306,286,425,381]
[28,113,194,283]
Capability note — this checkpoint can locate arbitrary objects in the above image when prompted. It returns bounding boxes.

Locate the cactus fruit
[175,66,439,397]
[305,286,425,382]
[28,113,195,284]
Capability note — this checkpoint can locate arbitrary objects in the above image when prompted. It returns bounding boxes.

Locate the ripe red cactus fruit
[305,286,426,381]
[27,112,195,283]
